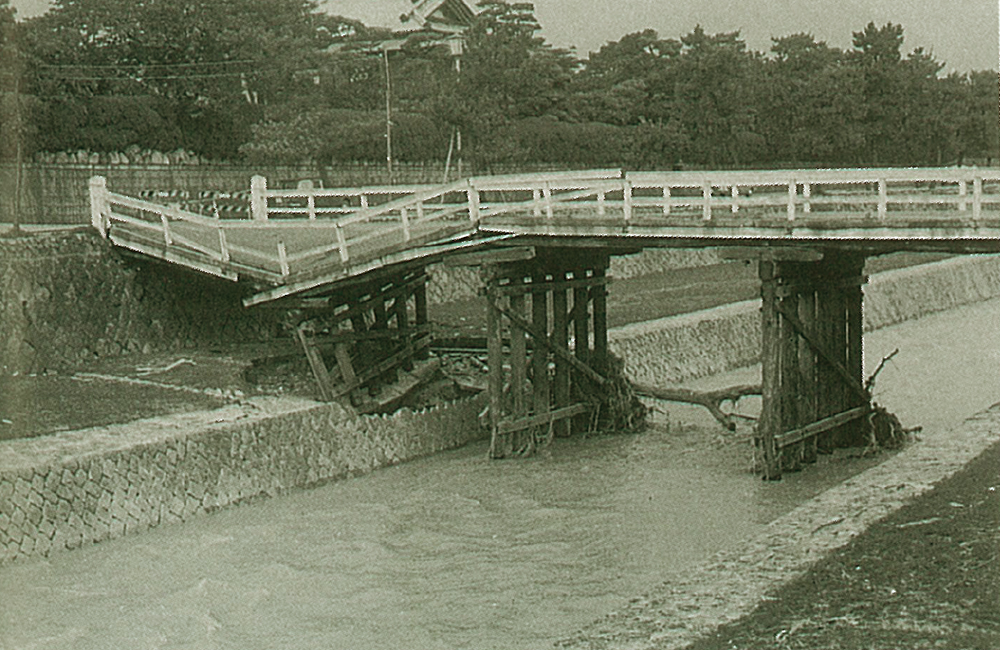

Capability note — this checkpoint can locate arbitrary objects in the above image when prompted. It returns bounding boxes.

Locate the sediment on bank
[1,249,998,566]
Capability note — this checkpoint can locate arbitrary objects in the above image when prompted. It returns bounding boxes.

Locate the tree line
[1,0,996,170]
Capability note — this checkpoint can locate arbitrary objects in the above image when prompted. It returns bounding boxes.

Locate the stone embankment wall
[0,394,486,565]
[0,231,282,375]
[612,254,1000,386]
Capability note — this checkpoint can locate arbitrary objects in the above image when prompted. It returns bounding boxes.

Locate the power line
[38,59,255,70]
[35,71,250,81]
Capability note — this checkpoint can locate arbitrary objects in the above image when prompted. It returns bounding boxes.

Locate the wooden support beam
[797,287,818,463]
[718,247,823,262]
[759,261,782,480]
[779,278,802,471]
[552,282,571,438]
[296,325,335,402]
[444,246,535,267]
[497,403,590,435]
[532,273,551,439]
[322,274,426,327]
[815,279,840,450]
[592,265,608,371]
[843,255,867,446]
[489,299,607,388]
[774,300,869,403]
[573,270,591,433]
[775,406,869,448]
[337,335,431,397]
[333,343,357,388]
[495,274,609,296]
[510,277,528,443]
[486,278,507,458]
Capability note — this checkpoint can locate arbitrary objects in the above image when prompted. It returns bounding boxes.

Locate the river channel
[1,298,999,650]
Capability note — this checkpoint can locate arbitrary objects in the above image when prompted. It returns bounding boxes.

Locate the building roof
[322,0,475,35]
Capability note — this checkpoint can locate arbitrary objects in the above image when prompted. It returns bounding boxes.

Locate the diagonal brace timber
[488,300,607,387]
[774,300,869,403]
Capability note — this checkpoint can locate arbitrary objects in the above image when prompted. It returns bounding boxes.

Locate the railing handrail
[90,166,1000,292]
[627,166,1000,186]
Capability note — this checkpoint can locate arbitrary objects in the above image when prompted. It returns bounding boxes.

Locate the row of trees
[1,0,997,169]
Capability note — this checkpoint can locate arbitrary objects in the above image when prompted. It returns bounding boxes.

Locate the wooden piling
[778,265,802,472]
[797,284,818,463]
[592,264,608,371]
[552,277,571,438]
[532,271,551,434]
[759,260,782,480]
[486,271,507,458]
[509,275,528,449]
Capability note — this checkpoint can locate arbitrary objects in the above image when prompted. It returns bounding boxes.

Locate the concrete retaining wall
[0,394,486,565]
[611,254,1000,385]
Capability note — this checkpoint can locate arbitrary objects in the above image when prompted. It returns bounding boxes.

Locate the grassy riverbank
[684,440,1000,650]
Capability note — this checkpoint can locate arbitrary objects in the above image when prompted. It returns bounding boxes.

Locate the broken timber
[284,268,431,411]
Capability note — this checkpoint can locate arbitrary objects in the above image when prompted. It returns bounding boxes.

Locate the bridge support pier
[480,248,612,458]
[287,268,431,409]
[757,250,870,480]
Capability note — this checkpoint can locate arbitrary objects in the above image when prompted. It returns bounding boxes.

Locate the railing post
[662,185,671,217]
[277,240,289,277]
[218,229,230,263]
[787,180,796,221]
[877,178,887,220]
[250,175,268,221]
[702,181,712,221]
[532,188,542,218]
[543,182,553,219]
[307,195,316,220]
[400,207,411,241]
[802,182,811,214]
[597,191,606,217]
[731,184,739,214]
[89,175,109,237]
[468,182,480,222]
[160,213,173,246]
[360,194,369,209]
[958,180,967,211]
[623,181,633,223]
[335,225,349,263]
[973,175,983,221]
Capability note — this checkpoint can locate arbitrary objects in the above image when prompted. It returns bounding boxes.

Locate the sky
[11,0,999,73]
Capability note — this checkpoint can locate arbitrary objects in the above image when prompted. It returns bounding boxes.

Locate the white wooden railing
[91,167,1000,286]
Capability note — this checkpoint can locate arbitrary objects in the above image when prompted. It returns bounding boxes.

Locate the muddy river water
[1,298,999,650]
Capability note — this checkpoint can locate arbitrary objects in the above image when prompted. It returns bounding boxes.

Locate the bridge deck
[89,167,1000,305]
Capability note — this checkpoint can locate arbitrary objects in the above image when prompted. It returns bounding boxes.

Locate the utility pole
[12,74,21,234]
[383,46,394,184]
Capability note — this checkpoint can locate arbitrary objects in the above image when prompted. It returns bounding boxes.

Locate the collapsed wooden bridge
[90,166,1000,478]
